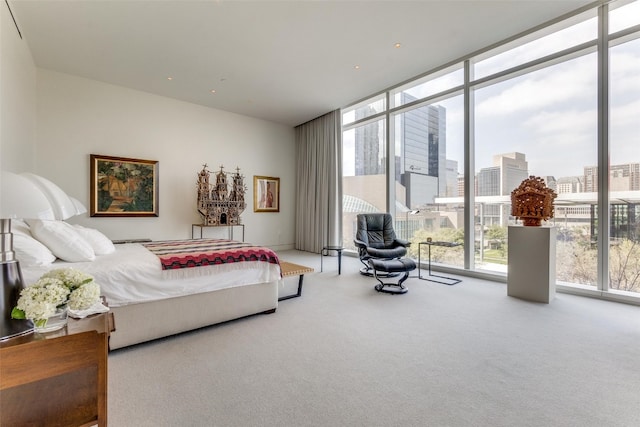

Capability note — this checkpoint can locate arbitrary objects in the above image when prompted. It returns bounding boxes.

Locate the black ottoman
[368,258,416,294]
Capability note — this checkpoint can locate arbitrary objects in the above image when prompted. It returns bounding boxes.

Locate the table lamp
[0,171,56,340]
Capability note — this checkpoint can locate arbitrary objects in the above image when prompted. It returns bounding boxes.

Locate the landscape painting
[90,154,159,217]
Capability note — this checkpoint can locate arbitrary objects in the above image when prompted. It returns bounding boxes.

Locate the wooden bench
[279,261,314,301]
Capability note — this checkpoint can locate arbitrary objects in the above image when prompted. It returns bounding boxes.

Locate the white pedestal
[507,225,557,303]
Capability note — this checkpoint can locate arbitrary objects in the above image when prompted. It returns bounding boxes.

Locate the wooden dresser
[0,310,114,427]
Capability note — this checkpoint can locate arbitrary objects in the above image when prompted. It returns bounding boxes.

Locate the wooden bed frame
[108,280,279,350]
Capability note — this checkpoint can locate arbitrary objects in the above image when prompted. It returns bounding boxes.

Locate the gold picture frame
[90,154,159,217]
[253,176,280,212]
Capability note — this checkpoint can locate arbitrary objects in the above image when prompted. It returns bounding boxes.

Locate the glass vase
[34,305,68,333]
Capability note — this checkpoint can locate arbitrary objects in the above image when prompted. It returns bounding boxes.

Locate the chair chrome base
[359,266,400,277]
[374,281,409,294]
[370,258,415,295]
[373,269,409,294]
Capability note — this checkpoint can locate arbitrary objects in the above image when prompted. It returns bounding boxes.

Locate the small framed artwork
[254,176,280,212]
[90,154,159,217]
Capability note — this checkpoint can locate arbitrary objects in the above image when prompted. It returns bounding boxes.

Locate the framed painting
[254,176,280,212]
[90,154,159,217]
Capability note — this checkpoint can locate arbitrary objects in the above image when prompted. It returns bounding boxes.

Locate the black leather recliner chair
[354,213,410,276]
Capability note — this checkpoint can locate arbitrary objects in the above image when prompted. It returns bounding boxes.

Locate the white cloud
[611,49,640,94]
[610,99,640,165]
[609,1,640,33]
[475,17,597,78]
[611,99,640,128]
[476,56,596,118]
[523,108,596,136]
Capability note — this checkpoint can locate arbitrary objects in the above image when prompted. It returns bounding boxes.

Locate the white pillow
[13,233,57,267]
[28,220,96,262]
[10,219,32,237]
[72,224,115,255]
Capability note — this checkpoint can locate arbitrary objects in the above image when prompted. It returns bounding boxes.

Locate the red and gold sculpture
[510,176,557,227]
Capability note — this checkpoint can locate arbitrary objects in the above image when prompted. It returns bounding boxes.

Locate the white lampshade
[1,171,55,220]
[0,171,48,339]
[70,197,88,215]
[20,172,77,220]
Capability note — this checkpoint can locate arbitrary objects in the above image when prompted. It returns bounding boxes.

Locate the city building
[397,98,447,208]
[556,176,584,194]
[354,107,384,176]
[476,152,529,226]
[584,163,640,192]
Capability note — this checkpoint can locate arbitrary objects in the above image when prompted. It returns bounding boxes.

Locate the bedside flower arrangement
[11,268,102,332]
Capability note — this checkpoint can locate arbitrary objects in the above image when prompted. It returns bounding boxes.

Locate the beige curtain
[294,110,342,253]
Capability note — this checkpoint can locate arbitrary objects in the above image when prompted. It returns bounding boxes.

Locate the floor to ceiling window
[471,7,598,276]
[340,0,639,303]
[608,1,640,295]
[474,52,598,278]
[390,92,465,268]
[342,96,387,252]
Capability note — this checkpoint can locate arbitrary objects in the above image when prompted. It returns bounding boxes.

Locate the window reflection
[342,119,387,251]
[609,37,640,295]
[392,96,465,268]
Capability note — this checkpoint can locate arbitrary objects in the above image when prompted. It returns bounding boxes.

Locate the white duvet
[20,243,282,307]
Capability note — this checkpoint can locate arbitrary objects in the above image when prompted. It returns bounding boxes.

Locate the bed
[16,225,282,350]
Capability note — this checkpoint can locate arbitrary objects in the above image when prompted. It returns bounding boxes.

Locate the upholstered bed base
[109,280,279,350]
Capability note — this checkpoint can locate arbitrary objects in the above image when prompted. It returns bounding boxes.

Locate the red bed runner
[142,239,279,270]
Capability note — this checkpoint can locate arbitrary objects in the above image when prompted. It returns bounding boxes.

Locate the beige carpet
[108,250,640,427]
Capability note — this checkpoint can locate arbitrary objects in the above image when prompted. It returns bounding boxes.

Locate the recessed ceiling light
[210,89,216,94]
[394,43,401,48]
[167,76,173,80]
[354,65,360,70]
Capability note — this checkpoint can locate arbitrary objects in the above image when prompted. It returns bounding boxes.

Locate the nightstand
[0,308,114,426]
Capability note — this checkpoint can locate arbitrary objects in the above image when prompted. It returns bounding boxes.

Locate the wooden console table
[0,310,114,427]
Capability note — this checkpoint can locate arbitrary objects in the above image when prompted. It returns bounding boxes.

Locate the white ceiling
[9,0,595,127]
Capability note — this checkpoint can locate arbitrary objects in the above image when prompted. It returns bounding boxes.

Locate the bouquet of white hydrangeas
[11,268,101,328]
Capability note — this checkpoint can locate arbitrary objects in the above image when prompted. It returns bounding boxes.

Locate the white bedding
[20,243,282,307]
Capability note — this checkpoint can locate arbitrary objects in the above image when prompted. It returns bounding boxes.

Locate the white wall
[2,2,297,249]
[0,2,37,173]
[34,70,296,248]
